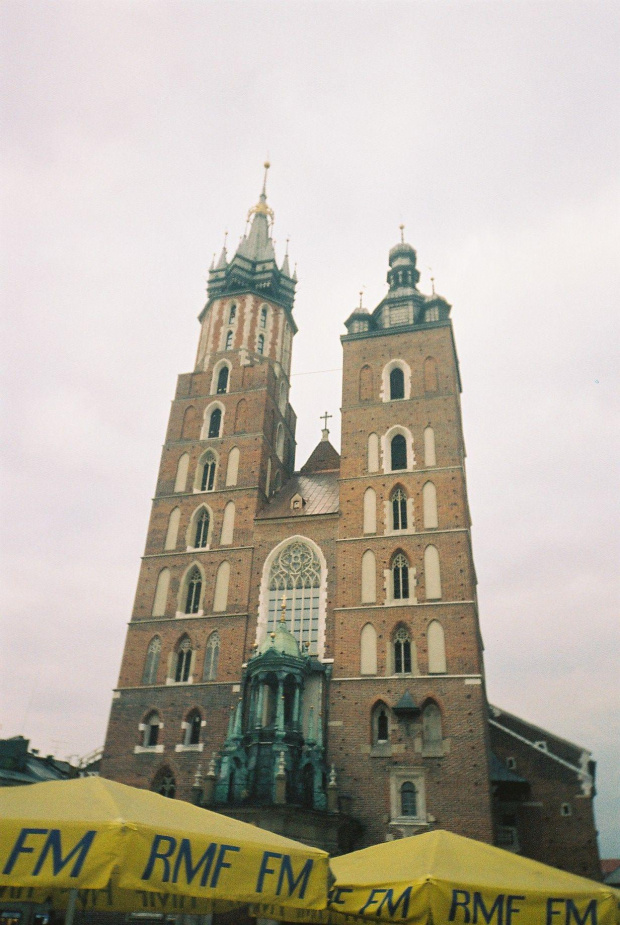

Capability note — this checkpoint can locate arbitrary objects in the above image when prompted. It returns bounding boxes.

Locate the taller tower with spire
[101,167,303,798]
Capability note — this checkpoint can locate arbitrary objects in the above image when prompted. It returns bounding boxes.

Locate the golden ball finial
[264,161,270,170]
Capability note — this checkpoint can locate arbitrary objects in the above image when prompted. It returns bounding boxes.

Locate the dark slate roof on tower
[204,163,297,315]
[300,438,341,474]
[257,472,339,519]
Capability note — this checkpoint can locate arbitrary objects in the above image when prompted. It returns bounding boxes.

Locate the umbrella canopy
[0,776,329,913]
[325,830,619,925]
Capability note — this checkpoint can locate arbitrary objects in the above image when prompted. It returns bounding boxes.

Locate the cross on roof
[321,411,332,430]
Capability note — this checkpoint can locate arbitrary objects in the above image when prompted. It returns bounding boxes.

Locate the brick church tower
[100,172,600,874]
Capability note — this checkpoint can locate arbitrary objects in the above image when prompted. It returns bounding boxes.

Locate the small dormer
[290,493,306,511]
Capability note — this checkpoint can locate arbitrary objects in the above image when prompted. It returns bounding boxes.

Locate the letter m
[33,830,97,878]
[276,857,314,900]
[567,901,597,925]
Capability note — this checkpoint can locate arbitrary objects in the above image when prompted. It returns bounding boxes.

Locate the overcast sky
[1,1,618,856]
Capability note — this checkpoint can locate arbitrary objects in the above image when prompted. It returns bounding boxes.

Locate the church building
[100,169,601,879]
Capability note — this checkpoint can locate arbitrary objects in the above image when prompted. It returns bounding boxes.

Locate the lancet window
[267,541,321,654]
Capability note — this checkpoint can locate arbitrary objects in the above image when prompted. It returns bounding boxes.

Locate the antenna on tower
[399,223,405,243]
[427,266,436,294]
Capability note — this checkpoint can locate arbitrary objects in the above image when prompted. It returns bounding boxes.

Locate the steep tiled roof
[300,439,341,474]
[257,472,339,519]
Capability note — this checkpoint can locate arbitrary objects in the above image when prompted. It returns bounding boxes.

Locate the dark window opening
[391,434,407,470]
[400,782,417,816]
[390,367,405,400]
[185,569,202,614]
[216,366,229,394]
[194,511,209,548]
[208,408,222,438]
[392,489,407,530]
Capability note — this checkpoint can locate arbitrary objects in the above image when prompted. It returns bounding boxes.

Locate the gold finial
[247,161,275,222]
[399,224,405,243]
[359,291,364,308]
[427,266,435,294]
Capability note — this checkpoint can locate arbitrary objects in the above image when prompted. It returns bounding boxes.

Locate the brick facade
[100,186,600,876]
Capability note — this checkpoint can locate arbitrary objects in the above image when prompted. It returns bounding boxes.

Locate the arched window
[260,306,268,328]
[423,481,438,529]
[203,631,220,681]
[361,549,376,603]
[216,366,229,394]
[213,561,230,612]
[184,710,202,746]
[142,637,161,685]
[400,782,417,817]
[276,422,285,461]
[225,330,233,350]
[184,567,202,614]
[424,356,439,393]
[174,453,189,492]
[422,701,443,749]
[359,365,373,402]
[152,767,176,799]
[228,304,236,324]
[152,568,170,617]
[393,626,412,674]
[390,367,405,400]
[424,545,442,600]
[391,434,407,470]
[234,399,247,433]
[391,487,407,530]
[200,452,217,491]
[174,637,192,682]
[164,507,180,550]
[267,541,321,653]
[372,702,389,744]
[257,334,265,355]
[208,408,222,438]
[226,446,240,486]
[360,623,377,675]
[363,487,376,534]
[143,712,161,747]
[368,433,379,472]
[428,620,447,673]
[220,501,235,545]
[424,426,436,467]
[194,510,210,548]
[392,552,410,600]
[181,405,197,439]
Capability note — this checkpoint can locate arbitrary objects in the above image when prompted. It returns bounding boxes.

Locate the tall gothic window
[392,553,410,600]
[267,542,321,654]
[391,434,407,470]
[225,330,233,350]
[260,306,268,328]
[194,510,209,548]
[203,631,220,680]
[228,305,236,323]
[394,626,412,673]
[400,781,417,816]
[257,334,265,355]
[175,637,192,682]
[142,636,161,685]
[372,703,389,744]
[392,487,407,530]
[208,408,222,438]
[216,366,229,394]
[201,452,216,491]
[184,568,202,614]
[390,367,405,400]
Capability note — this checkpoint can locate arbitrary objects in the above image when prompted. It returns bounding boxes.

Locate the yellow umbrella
[0,776,329,919]
[319,830,619,925]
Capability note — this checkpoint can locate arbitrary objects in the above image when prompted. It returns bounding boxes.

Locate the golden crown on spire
[247,161,274,222]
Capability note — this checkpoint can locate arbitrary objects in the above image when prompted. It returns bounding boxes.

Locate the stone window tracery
[142,636,161,685]
[267,542,321,654]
